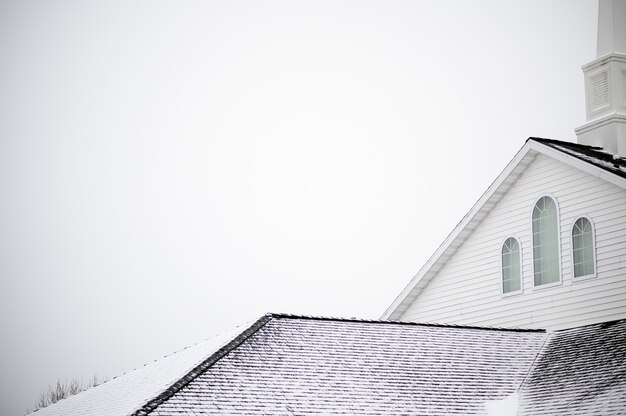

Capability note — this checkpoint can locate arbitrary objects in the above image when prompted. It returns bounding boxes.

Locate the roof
[530,137,626,179]
[382,137,626,321]
[519,319,626,415]
[33,314,626,416]
[35,313,549,416]
[29,321,253,416]
[148,314,546,416]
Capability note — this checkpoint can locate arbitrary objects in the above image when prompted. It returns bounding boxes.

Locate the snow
[29,321,253,416]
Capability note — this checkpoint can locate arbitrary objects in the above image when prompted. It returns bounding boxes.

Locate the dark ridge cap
[527,136,603,150]
[133,314,274,416]
[552,318,626,333]
[528,137,626,178]
[269,312,547,333]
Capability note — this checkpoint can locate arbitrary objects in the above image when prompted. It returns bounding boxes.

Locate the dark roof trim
[132,314,275,416]
[272,312,546,333]
[552,317,626,332]
[528,137,626,179]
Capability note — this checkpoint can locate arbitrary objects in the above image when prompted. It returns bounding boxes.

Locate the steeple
[575,0,626,155]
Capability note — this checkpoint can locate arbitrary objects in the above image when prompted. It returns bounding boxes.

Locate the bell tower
[575,0,626,155]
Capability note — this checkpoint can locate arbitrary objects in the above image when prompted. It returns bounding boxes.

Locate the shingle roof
[29,321,252,416]
[33,314,626,416]
[143,314,547,416]
[529,137,626,179]
[520,319,626,416]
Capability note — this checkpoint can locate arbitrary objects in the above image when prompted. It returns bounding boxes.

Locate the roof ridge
[529,136,626,179]
[527,136,604,150]
[269,312,547,332]
[132,313,275,416]
[516,331,553,394]
[551,317,626,332]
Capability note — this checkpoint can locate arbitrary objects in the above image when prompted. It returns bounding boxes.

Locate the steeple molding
[580,53,626,121]
[576,0,626,155]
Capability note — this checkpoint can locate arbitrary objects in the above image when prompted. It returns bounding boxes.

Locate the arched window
[532,196,560,286]
[501,237,521,294]
[572,216,595,278]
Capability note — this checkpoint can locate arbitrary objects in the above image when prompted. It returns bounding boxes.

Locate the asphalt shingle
[33,314,626,416]
[147,314,547,416]
[519,319,626,416]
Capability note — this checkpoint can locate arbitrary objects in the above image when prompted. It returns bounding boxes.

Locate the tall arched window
[501,237,521,294]
[532,196,560,286]
[572,216,595,278]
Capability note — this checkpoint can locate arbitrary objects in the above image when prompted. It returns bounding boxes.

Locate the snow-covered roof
[382,137,626,321]
[520,319,626,415]
[146,314,547,416]
[29,321,252,416]
[32,314,626,415]
[533,137,626,179]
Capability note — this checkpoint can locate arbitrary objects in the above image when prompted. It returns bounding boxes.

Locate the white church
[32,1,626,415]
[383,0,626,331]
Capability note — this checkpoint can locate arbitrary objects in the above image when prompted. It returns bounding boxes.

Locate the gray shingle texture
[148,314,547,416]
[34,314,626,416]
[519,319,626,416]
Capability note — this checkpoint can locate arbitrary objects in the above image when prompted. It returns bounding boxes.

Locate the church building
[31,1,626,415]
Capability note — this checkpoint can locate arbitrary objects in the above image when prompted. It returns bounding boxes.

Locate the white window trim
[570,215,597,281]
[530,193,563,290]
[500,235,523,297]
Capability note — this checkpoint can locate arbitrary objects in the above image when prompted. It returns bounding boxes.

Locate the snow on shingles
[150,315,547,416]
[530,137,626,179]
[29,322,252,416]
[519,319,626,416]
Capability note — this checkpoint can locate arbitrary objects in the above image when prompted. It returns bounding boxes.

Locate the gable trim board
[382,138,626,321]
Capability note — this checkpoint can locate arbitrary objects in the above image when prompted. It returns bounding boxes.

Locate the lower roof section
[148,314,546,415]
[520,318,626,416]
[32,314,626,416]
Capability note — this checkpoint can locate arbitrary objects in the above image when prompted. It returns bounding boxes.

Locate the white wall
[400,154,626,330]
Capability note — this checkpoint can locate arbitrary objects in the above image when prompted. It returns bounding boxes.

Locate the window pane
[532,197,559,285]
[502,237,521,293]
[572,217,595,277]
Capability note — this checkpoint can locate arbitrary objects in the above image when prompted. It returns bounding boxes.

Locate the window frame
[530,194,563,290]
[570,215,597,281]
[500,235,523,297]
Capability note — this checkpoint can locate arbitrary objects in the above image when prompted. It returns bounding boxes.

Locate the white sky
[0,1,596,414]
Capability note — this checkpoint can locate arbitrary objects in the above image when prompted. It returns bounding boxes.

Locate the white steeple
[575,0,626,155]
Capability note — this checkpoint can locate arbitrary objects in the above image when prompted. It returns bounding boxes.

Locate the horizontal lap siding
[401,154,626,330]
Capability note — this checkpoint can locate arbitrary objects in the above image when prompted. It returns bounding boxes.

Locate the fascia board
[381,142,537,320]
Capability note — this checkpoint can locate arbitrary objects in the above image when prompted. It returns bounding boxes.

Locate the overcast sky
[0,1,596,414]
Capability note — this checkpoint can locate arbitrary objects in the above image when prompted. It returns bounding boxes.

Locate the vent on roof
[591,71,609,110]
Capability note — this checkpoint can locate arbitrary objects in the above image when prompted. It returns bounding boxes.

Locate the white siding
[401,154,626,330]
